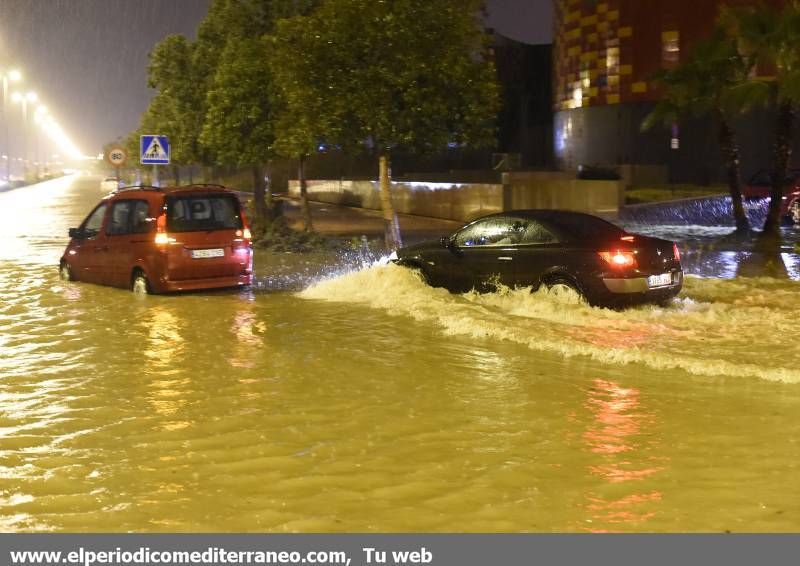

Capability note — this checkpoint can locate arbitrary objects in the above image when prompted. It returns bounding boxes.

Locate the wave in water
[299,264,800,383]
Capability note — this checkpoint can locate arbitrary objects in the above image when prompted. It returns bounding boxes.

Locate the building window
[572,86,583,108]
[580,69,591,89]
[662,31,680,67]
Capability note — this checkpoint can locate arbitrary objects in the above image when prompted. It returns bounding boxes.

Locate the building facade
[553,0,785,184]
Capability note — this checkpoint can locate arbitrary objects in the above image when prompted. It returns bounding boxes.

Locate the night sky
[0,0,553,154]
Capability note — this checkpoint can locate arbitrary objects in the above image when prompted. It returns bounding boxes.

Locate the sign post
[106,146,127,188]
[140,135,170,187]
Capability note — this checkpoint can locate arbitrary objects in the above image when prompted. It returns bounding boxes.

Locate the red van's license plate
[191,248,225,259]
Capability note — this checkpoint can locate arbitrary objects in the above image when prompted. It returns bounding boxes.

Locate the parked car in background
[60,184,253,294]
[100,176,121,191]
[392,210,683,308]
[743,169,800,224]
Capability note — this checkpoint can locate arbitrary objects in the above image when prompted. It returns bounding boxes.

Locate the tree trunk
[263,160,274,209]
[298,155,313,232]
[173,165,181,186]
[762,100,795,240]
[378,152,402,249]
[188,166,194,184]
[252,164,268,220]
[715,110,750,234]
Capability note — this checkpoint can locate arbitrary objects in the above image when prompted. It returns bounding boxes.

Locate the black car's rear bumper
[602,271,683,294]
[588,270,683,306]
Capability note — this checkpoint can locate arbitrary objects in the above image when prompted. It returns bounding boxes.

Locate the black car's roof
[467,209,614,222]
[460,209,625,240]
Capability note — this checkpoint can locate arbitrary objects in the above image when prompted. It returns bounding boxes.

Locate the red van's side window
[106,200,151,236]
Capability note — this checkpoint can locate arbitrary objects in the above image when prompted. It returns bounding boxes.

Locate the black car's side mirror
[68,228,83,239]
[442,236,460,253]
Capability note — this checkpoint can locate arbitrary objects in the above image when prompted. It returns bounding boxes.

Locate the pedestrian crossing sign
[140,135,170,165]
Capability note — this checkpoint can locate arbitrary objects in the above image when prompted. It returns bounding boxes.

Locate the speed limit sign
[107,146,127,167]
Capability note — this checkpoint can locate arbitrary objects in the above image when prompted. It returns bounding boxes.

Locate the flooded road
[2,175,800,532]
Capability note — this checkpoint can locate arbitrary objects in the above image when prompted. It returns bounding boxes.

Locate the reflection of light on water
[585,491,662,529]
[0,175,78,264]
[142,307,191,428]
[143,308,184,371]
[583,380,650,460]
[682,250,741,280]
[579,379,665,530]
[227,307,266,369]
[781,253,800,280]
[468,349,515,385]
[60,284,83,302]
[568,324,656,350]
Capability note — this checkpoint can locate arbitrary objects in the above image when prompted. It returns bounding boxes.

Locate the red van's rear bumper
[154,274,252,293]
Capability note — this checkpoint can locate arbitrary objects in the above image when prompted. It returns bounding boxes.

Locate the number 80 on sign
[107,147,127,167]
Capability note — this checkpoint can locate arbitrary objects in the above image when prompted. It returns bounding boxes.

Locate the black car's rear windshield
[166,194,243,232]
[545,213,625,241]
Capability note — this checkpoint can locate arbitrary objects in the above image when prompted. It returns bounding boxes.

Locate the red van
[59,185,253,294]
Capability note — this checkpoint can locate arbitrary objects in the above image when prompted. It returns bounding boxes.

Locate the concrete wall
[288,180,503,222]
[503,172,623,215]
[289,175,623,222]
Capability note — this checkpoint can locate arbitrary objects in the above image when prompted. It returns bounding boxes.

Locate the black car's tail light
[673,243,681,262]
[598,251,638,269]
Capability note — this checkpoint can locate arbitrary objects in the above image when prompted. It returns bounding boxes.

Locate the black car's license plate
[647,273,672,288]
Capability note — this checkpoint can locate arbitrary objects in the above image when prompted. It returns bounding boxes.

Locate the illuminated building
[553,0,786,184]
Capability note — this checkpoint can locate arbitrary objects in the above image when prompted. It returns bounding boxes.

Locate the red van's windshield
[166,194,243,232]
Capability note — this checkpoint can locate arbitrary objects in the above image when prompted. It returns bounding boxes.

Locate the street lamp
[1,68,21,181]
[12,90,37,179]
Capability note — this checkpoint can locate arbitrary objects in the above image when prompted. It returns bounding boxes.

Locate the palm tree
[644,27,753,235]
[721,3,800,242]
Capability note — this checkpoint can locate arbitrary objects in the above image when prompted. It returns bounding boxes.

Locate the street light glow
[40,118,84,160]
[8,69,21,82]
[11,91,36,104]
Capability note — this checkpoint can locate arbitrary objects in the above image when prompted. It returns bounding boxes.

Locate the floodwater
[2,174,800,532]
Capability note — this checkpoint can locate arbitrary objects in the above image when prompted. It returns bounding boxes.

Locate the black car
[392,210,683,307]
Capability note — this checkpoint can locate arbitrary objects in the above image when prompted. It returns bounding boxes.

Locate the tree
[201,36,275,217]
[267,15,332,232]
[722,3,800,242]
[198,0,322,220]
[296,0,499,248]
[147,35,202,174]
[644,28,753,235]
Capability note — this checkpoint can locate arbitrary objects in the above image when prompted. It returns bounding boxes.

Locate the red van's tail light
[673,243,681,262]
[238,207,253,241]
[234,212,252,254]
[598,250,638,269]
[154,213,175,245]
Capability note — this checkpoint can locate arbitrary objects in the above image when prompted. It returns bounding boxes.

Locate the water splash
[300,264,800,383]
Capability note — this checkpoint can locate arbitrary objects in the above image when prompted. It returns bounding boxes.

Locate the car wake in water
[300,264,800,384]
